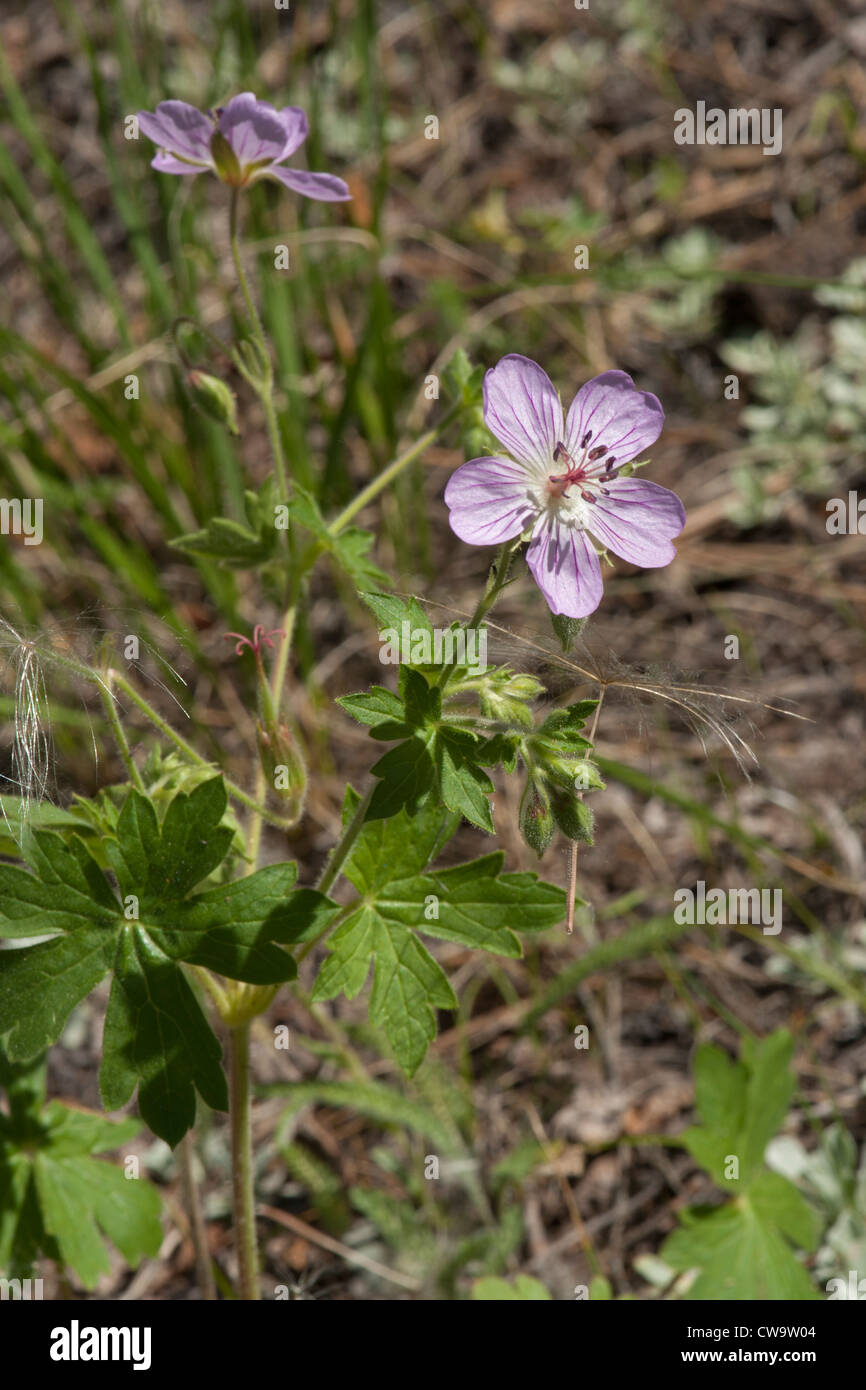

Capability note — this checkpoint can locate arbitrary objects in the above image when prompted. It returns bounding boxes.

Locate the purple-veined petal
[482,354,563,474]
[218,93,291,166]
[587,477,686,567]
[526,516,604,618]
[138,101,214,162]
[278,106,310,158]
[564,370,664,470]
[151,150,211,176]
[445,457,537,545]
[264,166,351,200]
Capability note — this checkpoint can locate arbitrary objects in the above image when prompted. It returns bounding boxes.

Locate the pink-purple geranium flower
[445,355,686,618]
[137,92,350,201]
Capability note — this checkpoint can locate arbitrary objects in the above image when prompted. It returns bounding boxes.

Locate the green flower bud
[256,718,306,823]
[519,779,555,858]
[501,672,546,701]
[188,369,240,435]
[549,786,594,844]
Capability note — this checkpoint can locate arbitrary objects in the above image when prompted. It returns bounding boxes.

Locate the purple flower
[137,92,350,201]
[444,355,686,618]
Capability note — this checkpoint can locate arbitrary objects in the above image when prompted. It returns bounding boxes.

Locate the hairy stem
[228,189,289,503]
[315,783,375,896]
[436,536,522,689]
[244,599,299,871]
[566,688,605,935]
[99,673,145,793]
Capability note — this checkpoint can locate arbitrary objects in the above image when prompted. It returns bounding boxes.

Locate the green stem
[110,673,294,832]
[229,190,268,360]
[228,190,289,504]
[229,1022,259,1301]
[328,403,463,538]
[244,599,299,871]
[99,674,145,793]
[435,536,521,689]
[259,387,290,507]
[316,784,375,896]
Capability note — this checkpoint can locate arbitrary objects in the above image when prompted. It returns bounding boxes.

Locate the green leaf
[662,1195,819,1300]
[0,1054,161,1288]
[349,669,495,831]
[337,686,406,731]
[359,591,435,644]
[171,475,281,568]
[291,488,389,589]
[312,799,565,1074]
[368,734,437,821]
[740,1030,796,1180]
[682,1032,796,1190]
[663,1029,819,1299]
[0,778,334,1146]
[170,515,276,566]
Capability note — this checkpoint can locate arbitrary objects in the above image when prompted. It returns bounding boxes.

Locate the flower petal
[278,106,310,158]
[445,457,536,545]
[264,166,351,200]
[483,354,563,474]
[564,370,664,469]
[138,101,214,162]
[587,477,686,567]
[526,517,603,618]
[218,92,291,166]
[151,151,210,176]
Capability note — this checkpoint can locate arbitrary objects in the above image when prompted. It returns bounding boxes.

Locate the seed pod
[256,717,307,822]
[519,778,555,858]
[187,369,240,435]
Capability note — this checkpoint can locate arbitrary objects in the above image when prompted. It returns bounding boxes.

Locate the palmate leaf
[0,777,334,1146]
[339,666,496,831]
[662,1182,820,1301]
[662,1030,820,1300]
[0,1051,162,1289]
[312,792,565,1074]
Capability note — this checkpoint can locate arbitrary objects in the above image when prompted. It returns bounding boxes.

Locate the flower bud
[188,369,239,435]
[256,718,306,822]
[519,778,555,858]
[501,672,546,701]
